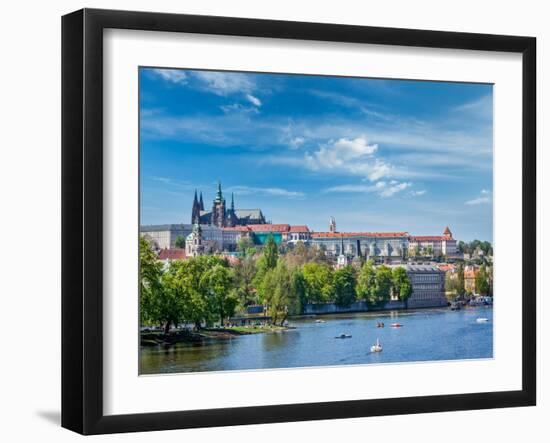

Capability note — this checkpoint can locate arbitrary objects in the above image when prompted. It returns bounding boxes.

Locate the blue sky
[140,67,493,242]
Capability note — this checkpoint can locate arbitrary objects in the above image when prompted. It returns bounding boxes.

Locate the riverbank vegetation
[140,236,413,332]
[445,262,493,300]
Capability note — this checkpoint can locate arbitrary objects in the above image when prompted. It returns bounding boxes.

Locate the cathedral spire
[191,189,200,224]
[215,180,223,202]
[199,192,204,211]
[231,192,235,211]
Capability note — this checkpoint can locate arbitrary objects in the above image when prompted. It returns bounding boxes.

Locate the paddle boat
[370,338,382,353]
[476,317,489,323]
[390,322,403,328]
[335,333,352,339]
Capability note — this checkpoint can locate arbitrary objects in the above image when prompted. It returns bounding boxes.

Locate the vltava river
[140,306,493,374]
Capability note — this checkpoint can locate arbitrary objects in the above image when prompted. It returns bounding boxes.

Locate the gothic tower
[329,216,337,233]
[191,189,200,224]
[225,192,236,227]
[211,181,227,228]
[199,192,204,211]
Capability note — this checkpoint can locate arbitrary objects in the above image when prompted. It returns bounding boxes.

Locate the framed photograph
[62,8,536,435]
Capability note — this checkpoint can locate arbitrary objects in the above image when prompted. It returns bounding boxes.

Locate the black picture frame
[62,8,536,435]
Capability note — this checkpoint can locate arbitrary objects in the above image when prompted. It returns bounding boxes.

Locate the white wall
[0,0,547,440]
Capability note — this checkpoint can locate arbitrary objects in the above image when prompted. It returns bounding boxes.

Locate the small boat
[335,333,352,339]
[315,319,326,323]
[376,322,385,328]
[390,323,403,328]
[450,301,461,311]
[370,338,382,353]
[476,317,489,323]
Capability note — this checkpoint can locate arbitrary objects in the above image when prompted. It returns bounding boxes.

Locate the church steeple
[215,180,223,202]
[212,181,226,227]
[199,192,204,211]
[231,192,235,211]
[191,189,200,224]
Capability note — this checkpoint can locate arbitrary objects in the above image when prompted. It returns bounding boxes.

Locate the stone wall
[302,300,406,315]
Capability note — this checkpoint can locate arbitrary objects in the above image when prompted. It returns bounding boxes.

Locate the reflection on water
[140,306,493,374]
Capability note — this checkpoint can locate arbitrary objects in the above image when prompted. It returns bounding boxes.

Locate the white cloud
[377,181,412,197]
[325,180,411,198]
[228,185,304,198]
[289,137,305,149]
[410,189,427,196]
[220,103,259,115]
[304,137,386,181]
[455,94,493,120]
[246,94,262,107]
[153,69,187,84]
[465,189,492,205]
[192,71,256,96]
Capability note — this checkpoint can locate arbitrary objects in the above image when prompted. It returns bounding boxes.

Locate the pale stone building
[389,264,447,308]
[408,226,458,258]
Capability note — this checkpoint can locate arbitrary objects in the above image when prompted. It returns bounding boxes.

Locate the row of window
[412,291,444,300]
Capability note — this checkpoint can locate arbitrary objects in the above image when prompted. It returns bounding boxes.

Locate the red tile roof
[410,236,448,242]
[311,231,409,238]
[247,224,291,232]
[438,264,456,272]
[222,226,250,232]
[289,225,310,233]
[158,248,186,261]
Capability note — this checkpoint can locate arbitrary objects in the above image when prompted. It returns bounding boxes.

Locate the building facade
[310,231,409,259]
[408,226,458,257]
[141,223,225,251]
[389,264,447,308]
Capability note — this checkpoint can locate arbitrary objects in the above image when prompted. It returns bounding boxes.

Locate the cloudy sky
[140,67,493,242]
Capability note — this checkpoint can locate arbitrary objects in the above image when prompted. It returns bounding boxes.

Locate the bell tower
[211,181,227,227]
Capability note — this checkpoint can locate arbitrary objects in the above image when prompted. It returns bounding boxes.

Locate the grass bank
[141,325,291,347]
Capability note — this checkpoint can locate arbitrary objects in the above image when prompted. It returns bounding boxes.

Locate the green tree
[172,256,226,330]
[371,265,393,306]
[157,263,189,334]
[233,255,258,307]
[285,241,316,269]
[237,236,256,256]
[290,270,307,315]
[201,264,236,326]
[302,262,334,303]
[356,259,376,301]
[392,267,412,305]
[457,263,465,296]
[263,234,279,270]
[259,261,294,325]
[476,264,490,295]
[333,266,357,307]
[139,237,163,327]
[174,235,185,249]
[254,234,279,290]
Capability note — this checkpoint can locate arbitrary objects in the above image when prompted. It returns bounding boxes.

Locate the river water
[140,306,493,374]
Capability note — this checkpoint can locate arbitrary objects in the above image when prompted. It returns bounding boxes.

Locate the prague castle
[141,182,458,261]
[191,182,266,227]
